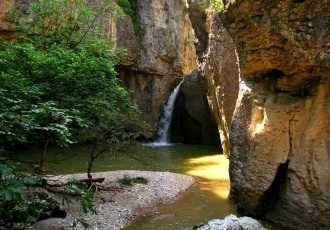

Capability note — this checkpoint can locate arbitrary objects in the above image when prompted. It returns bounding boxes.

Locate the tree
[0,0,141,227]
[0,0,139,172]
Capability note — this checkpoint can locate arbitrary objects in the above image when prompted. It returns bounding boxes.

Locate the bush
[0,158,48,227]
[117,175,149,186]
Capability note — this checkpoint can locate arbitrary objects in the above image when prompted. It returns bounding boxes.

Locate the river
[10,143,279,229]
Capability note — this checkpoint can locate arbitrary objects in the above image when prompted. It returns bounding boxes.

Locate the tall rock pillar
[223,0,330,229]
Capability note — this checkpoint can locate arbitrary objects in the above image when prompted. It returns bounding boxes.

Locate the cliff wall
[223,0,330,229]
[116,0,197,135]
[187,1,239,155]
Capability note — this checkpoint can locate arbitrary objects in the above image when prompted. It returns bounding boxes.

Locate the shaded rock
[171,70,220,145]
[187,2,239,155]
[119,70,182,136]
[32,218,71,230]
[0,190,66,228]
[196,214,267,230]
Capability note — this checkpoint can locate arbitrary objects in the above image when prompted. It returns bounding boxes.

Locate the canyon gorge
[0,0,329,229]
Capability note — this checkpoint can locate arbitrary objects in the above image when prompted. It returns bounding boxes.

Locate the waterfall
[153,81,183,146]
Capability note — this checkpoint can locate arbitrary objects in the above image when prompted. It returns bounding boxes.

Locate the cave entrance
[168,73,220,146]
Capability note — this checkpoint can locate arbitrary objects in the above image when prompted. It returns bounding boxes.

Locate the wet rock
[32,218,71,230]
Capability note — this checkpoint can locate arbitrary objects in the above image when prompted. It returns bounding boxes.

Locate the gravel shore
[33,170,196,230]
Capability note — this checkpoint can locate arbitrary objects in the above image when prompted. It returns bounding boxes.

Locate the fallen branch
[47,177,105,187]
[46,187,82,196]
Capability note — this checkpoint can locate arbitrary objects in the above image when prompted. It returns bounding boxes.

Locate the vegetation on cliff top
[118,0,140,33]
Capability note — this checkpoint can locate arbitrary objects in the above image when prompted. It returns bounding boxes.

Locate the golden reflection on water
[185,155,230,199]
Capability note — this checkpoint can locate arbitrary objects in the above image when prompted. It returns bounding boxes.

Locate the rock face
[117,0,197,135]
[0,0,11,32]
[223,0,330,229]
[187,1,239,154]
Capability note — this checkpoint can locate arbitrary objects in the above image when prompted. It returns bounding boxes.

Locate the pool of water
[10,144,238,229]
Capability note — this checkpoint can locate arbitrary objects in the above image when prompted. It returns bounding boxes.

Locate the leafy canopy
[0,0,140,227]
[1,0,139,150]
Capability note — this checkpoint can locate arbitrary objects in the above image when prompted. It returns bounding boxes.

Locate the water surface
[11,144,238,229]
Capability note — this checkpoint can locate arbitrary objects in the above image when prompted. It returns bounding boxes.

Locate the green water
[10,144,238,229]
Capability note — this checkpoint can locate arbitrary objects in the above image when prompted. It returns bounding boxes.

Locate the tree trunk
[38,135,49,173]
[87,150,94,187]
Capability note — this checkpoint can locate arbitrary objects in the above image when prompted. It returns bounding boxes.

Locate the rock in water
[196,214,267,230]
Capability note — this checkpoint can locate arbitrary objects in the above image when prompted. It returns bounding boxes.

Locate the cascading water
[153,80,183,146]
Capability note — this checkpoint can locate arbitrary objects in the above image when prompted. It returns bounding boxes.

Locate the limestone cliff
[223,0,330,229]
[187,1,239,155]
[116,0,197,135]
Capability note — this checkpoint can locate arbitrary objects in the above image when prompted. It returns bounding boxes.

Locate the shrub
[118,0,141,33]
[117,175,149,186]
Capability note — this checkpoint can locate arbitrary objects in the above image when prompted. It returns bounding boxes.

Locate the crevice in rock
[288,118,294,160]
[292,0,306,4]
[187,0,208,61]
[261,69,320,98]
[291,77,320,98]
[261,69,286,93]
[260,160,290,217]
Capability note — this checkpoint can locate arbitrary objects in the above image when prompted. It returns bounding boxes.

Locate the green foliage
[133,176,149,184]
[0,0,139,165]
[64,177,97,229]
[0,1,141,226]
[64,177,96,213]
[118,0,141,33]
[179,0,189,13]
[8,0,124,49]
[0,158,46,226]
[0,44,82,147]
[0,159,96,228]
[117,175,149,186]
[200,0,224,12]
[212,0,225,12]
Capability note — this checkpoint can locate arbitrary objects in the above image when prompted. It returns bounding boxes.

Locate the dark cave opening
[167,83,220,146]
[260,160,290,217]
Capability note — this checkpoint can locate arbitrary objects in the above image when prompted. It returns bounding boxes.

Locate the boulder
[196,214,267,230]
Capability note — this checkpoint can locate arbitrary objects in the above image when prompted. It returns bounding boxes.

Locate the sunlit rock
[196,214,267,230]
[223,0,330,229]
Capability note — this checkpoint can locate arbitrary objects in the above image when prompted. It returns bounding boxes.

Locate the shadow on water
[10,144,239,229]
